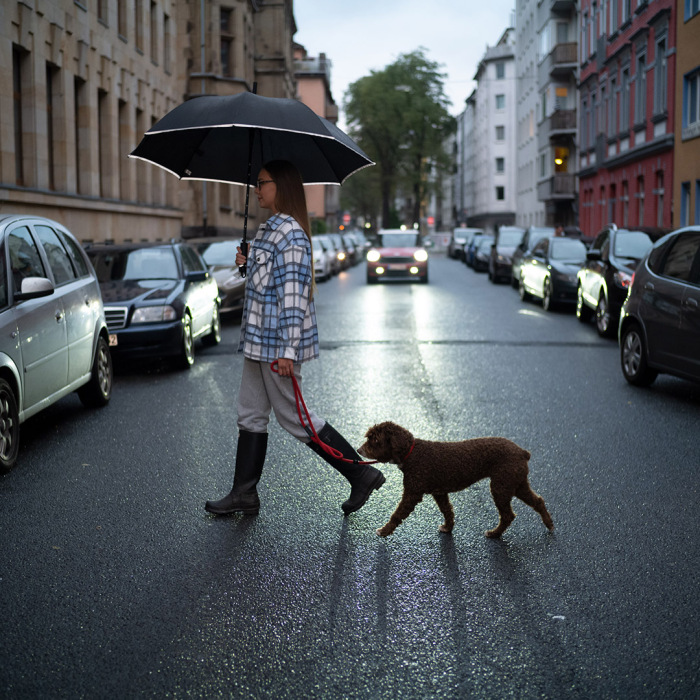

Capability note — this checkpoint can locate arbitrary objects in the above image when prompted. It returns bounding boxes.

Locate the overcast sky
[293,0,516,126]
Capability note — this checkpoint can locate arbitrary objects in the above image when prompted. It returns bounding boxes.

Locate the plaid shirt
[238,213,319,364]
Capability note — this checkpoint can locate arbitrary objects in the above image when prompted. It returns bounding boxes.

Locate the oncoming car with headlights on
[366,229,429,284]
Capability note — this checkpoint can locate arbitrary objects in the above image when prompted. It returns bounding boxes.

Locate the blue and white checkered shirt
[238,213,319,364]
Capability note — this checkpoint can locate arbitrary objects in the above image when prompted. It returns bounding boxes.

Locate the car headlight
[413,249,428,262]
[367,250,381,262]
[131,305,178,323]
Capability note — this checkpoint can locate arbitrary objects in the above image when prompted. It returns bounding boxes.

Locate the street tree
[344,49,455,229]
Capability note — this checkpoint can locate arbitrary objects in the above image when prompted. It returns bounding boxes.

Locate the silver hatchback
[0,215,113,471]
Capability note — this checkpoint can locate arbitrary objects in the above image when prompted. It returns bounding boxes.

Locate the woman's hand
[235,246,247,266]
[276,358,294,378]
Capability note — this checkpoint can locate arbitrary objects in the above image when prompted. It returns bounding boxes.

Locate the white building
[469,27,518,234]
[515,0,547,227]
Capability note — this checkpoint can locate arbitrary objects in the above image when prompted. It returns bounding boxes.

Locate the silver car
[0,215,113,472]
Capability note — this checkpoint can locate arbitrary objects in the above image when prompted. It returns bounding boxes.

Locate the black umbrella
[130,92,372,275]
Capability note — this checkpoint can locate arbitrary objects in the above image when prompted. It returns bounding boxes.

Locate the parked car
[311,235,334,282]
[464,232,493,268]
[449,227,483,260]
[511,226,555,288]
[518,237,588,311]
[314,234,341,276]
[619,226,700,386]
[327,233,351,270]
[472,236,495,272]
[192,238,246,314]
[87,241,221,369]
[0,214,113,472]
[366,229,428,284]
[576,224,660,338]
[341,233,361,265]
[488,226,525,283]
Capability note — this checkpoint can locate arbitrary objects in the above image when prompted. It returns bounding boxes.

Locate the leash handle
[270,361,378,465]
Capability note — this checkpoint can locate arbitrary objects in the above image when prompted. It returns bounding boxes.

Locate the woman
[205,160,385,517]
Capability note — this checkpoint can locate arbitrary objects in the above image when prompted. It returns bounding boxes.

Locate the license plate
[388,264,407,270]
[108,334,118,347]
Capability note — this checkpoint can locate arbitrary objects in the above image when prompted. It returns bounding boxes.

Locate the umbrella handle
[239,240,248,277]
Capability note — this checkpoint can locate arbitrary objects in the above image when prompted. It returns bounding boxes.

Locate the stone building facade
[0,0,299,244]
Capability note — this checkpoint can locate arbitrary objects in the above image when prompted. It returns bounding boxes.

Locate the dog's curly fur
[358,421,554,538]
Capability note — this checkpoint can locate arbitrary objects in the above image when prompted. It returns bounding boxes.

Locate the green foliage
[311,218,327,235]
[343,48,456,228]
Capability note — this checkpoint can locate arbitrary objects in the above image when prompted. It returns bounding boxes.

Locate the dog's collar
[402,440,415,463]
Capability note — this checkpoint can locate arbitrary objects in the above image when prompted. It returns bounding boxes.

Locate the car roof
[85,241,183,254]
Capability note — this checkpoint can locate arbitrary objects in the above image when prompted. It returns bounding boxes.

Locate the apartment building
[536,0,579,227]
[469,28,517,234]
[515,0,546,228]
[294,44,340,233]
[674,0,700,226]
[578,0,676,236]
[453,91,477,226]
[0,0,300,244]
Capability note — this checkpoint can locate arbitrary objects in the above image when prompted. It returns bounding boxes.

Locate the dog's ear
[386,422,412,460]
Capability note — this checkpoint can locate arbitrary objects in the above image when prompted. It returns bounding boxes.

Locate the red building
[577,0,676,236]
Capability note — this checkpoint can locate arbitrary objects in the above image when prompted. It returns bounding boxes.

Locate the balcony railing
[537,173,576,201]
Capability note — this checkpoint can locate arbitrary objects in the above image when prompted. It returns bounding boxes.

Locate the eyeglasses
[256,179,275,189]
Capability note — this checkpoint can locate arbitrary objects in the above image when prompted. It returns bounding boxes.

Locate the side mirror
[15,276,55,300]
[185,270,209,282]
[586,250,602,261]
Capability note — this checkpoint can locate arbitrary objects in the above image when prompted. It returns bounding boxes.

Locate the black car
[619,226,700,386]
[576,224,661,338]
[465,232,493,268]
[518,237,588,311]
[511,226,555,288]
[488,226,524,283]
[87,241,221,369]
[472,236,495,272]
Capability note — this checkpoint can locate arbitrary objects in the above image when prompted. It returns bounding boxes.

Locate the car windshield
[197,241,237,265]
[478,238,494,251]
[614,231,653,259]
[379,233,420,247]
[550,238,587,262]
[91,248,179,281]
[498,230,524,246]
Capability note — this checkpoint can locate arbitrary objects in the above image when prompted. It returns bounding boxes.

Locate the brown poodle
[358,421,554,538]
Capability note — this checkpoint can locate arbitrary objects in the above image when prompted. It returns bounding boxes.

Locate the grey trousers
[237,358,325,441]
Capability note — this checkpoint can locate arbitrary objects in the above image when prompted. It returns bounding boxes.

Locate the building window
[653,38,667,115]
[609,183,617,222]
[622,181,629,226]
[118,1,127,38]
[680,182,691,226]
[164,13,172,73]
[620,68,630,131]
[683,69,700,136]
[495,125,505,141]
[636,175,645,225]
[46,63,59,191]
[654,171,664,227]
[581,97,589,150]
[496,62,505,79]
[609,0,619,34]
[622,0,631,24]
[13,47,26,186]
[221,7,234,77]
[608,76,617,137]
[635,53,646,124]
[496,157,505,173]
[150,2,158,64]
[685,0,700,21]
[495,94,505,110]
[496,186,505,201]
[135,0,144,52]
[74,77,88,195]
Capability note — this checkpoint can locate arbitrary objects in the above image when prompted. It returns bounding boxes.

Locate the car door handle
[684,297,698,310]
[55,310,64,322]
[643,282,655,292]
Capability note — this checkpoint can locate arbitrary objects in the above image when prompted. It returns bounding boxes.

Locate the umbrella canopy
[129,92,374,186]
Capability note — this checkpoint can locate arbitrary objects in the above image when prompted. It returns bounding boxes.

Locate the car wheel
[595,293,615,338]
[178,312,195,369]
[0,379,20,473]
[78,336,113,408]
[621,323,658,386]
[542,279,554,311]
[202,303,221,347]
[576,285,593,323]
[518,279,531,301]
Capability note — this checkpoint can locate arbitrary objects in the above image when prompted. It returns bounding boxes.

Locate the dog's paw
[485,528,502,539]
[376,526,393,537]
[438,524,453,533]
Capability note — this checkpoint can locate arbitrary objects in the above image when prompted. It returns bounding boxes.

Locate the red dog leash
[270,361,378,465]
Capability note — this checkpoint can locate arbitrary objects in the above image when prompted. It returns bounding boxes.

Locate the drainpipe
[200,0,208,236]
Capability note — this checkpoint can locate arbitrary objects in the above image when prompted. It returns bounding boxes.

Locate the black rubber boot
[307,423,385,515]
[205,430,268,515]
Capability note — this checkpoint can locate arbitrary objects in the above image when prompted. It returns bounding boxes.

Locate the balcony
[539,42,578,83]
[538,109,577,149]
[537,173,576,201]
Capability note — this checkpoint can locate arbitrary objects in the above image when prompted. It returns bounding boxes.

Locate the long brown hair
[265,160,316,297]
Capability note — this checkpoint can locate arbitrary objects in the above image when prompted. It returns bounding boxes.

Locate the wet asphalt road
[1,253,698,699]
